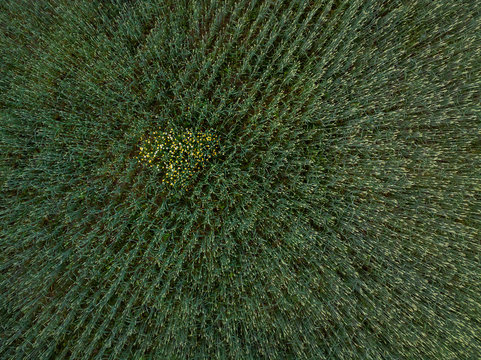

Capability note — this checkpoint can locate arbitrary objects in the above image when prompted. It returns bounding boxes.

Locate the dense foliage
[1,0,480,359]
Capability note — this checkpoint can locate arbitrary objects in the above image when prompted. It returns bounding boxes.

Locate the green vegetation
[1,0,480,358]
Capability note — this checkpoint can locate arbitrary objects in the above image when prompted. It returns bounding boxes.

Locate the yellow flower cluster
[137,128,219,189]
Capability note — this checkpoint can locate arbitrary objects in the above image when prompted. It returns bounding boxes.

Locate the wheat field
[1,0,480,359]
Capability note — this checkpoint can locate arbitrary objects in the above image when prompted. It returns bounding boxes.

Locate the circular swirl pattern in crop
[1,1,480,359]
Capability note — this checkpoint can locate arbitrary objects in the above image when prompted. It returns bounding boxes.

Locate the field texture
[1,0,480,359]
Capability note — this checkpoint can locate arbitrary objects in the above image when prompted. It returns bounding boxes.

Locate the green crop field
[1,0,480,359]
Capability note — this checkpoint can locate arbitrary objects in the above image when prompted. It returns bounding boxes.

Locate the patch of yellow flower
[136,128,219,189]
